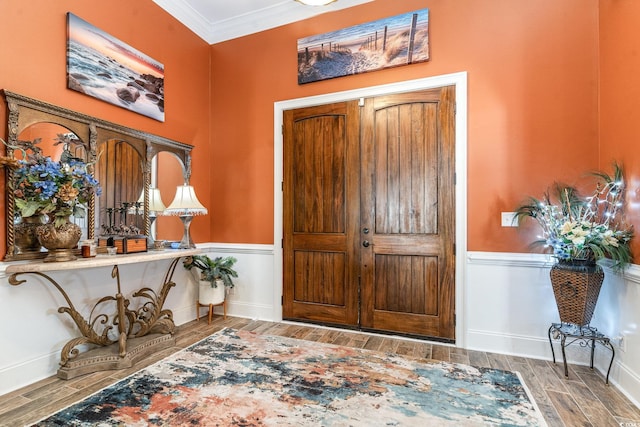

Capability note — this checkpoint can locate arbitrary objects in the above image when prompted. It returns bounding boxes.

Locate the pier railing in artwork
[299,13,421,65]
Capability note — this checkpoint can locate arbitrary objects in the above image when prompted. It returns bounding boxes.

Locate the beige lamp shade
[128,187,166,215]
[148,187,167,214]
[164,185,208,217]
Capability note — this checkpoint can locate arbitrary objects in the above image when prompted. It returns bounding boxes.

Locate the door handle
[362,240,370,248]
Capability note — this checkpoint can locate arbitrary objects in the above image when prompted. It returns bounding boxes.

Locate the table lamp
[163,184,208,249]
[147,187,166,247]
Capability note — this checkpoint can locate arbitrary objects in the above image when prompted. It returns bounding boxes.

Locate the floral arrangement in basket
[514,162,633,271]
[3,135,101,227]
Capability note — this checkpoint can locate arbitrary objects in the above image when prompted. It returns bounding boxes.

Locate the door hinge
[281,181,284,191]
[281,238,284,249]
[281,295,284,305]
[359,97,365,107]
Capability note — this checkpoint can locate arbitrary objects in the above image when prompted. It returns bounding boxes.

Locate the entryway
[281,83,457,341]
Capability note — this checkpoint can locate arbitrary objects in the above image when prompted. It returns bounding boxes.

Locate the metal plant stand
[548,322,615,384]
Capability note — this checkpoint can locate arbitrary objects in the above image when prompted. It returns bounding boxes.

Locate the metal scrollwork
[7,255,189,374]
[548,322,615,384]
[128,257,181,337]
[9,272,118,365]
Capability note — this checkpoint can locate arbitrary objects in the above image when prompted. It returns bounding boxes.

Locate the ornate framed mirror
[2,90,193,261]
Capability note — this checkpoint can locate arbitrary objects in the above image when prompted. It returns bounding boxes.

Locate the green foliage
[4,135,101,227]
[183,255,238,288]
[514,162,633,271]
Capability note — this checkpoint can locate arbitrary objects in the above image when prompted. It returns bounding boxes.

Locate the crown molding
[153,0,373,45]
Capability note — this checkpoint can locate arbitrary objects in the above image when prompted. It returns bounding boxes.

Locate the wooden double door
[282,86,456,341]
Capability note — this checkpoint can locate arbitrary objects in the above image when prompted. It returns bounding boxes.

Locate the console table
[548,322,615,384]
[6,248,202,379]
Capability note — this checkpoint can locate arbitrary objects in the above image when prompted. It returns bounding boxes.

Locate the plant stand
[548,322,615,384]
[196,279,226,324]
[196,299,226,324]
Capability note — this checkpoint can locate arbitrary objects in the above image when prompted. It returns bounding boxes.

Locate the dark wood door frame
[273,73,468,345]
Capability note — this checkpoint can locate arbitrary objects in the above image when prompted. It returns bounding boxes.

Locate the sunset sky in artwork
[67,13,163,78]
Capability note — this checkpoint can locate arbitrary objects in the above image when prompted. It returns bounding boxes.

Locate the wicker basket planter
[549,260,604,326]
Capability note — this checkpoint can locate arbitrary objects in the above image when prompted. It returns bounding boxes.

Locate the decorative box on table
[98,236,148,254]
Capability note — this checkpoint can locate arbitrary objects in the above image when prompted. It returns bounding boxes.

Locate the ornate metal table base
[548,322,615,384]
[57,333,175,379]
[8,255,188,379]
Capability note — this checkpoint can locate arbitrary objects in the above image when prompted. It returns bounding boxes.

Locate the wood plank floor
[1,316,639,426]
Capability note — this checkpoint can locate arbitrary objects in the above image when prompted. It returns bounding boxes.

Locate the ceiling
[152,0,373,44]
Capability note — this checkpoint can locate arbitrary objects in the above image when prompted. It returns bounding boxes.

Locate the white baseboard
[611,360,640,408]
[0,351,59,396]
[213,300,275,322]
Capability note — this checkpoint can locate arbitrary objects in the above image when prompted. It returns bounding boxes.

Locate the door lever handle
[362,240,370,248]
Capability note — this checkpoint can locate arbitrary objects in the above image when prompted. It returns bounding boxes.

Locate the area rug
[33,328,547,426]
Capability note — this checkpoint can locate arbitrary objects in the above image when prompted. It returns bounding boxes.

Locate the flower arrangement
[4,136,101,227]
[514,163,633,270]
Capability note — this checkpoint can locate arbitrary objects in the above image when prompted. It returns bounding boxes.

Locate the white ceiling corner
[153,0,374,45]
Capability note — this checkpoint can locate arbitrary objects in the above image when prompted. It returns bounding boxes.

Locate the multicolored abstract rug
[33,328,547,426]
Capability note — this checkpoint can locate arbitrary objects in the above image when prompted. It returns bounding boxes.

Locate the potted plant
[514,162,633,326]
[183,255,238,322]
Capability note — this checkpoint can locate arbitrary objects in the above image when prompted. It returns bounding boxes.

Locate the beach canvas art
[298,9,429,84]
[66,13,165,122]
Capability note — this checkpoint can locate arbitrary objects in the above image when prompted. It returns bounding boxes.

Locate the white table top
[5,248,204,274]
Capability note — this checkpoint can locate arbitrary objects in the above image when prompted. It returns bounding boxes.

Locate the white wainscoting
[1,246,638,407]
[466,252,640,407]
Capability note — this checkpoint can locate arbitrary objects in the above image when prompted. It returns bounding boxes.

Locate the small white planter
[198,279,226,305]
[196,279,227,324]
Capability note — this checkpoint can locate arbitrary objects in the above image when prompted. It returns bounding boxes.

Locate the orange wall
[0,0,211,256]
[210,0,602,250]
[599,0,640,258]
[3,1,638,258]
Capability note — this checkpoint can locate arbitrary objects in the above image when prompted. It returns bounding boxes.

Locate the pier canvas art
[297,8,429,84]
[66,13,165,122]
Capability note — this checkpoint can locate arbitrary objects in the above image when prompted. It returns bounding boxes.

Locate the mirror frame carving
[3,90,193,261]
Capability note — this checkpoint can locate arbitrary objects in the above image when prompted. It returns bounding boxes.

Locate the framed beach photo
[66,13,165,122]
[297,8,429,84]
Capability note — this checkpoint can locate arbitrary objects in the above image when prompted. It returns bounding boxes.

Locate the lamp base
[147,216,158,248]
[178,215,196,249]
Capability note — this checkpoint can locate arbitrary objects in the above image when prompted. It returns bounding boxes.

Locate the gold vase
[15,215,44,253]
[36,217,82,262]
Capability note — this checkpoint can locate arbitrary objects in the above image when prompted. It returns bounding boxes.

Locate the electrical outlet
[228,287,235,296]
[501,212,518,227]
[620,333,627,352]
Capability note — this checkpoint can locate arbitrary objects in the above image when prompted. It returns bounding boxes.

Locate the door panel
[294,251,345,306]
[374,254,438,315]
[360,87,456,340]
[283,101,360,326]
